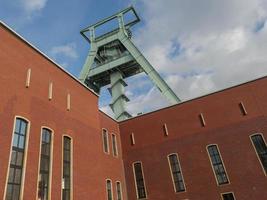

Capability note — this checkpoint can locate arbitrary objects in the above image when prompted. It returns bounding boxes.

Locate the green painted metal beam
[109,71,131,120]
[79,6,181,121]
[88,54,134,77]
[79,43,97,82]
[118,31,181,104]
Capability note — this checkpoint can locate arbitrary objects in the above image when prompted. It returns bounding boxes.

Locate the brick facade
[0,21,267,200]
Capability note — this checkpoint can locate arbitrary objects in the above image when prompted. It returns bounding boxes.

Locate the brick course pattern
[0,22,267,200]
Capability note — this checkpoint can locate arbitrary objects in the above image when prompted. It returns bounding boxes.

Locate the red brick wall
[0,24,126,200]
[98,111,128,200]
[119,78,267,200]
[1,21,267,200]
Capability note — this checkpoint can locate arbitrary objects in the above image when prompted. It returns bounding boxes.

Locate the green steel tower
[79,7,180,121]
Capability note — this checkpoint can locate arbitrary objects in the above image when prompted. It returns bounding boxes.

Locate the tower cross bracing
[79,7,180,121]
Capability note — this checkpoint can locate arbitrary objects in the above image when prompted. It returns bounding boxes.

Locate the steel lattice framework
[79,7,180,121]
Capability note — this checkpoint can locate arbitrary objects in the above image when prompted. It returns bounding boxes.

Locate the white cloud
[21,0,48,12]
[50,43,78,59]
[120,0,267,115]
[218,28,247,52]
[127,87,169,116]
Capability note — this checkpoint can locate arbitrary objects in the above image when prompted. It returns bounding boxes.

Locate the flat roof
[0,20,99,97]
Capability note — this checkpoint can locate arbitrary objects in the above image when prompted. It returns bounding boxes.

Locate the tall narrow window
[222,192,235,200]
[102,129,109,154]
[62,136,72,200]
[133,162,147,199]
[112,134,118,157]
[116,181,122,200]
[207,145,229,185]
[38,128,52,200]
[6,118,28,200]
[167,154,185,192]
[251,134,267,174]
[106,180,113,200]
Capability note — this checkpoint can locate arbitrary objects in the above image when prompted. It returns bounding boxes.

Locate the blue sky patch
[254,19,266,33]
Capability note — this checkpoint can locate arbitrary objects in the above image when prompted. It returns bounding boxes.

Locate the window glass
[207,145,229,185]
[12,135,19,147]
[168,154,185,192]
[6,118,28,200]
[222,192,235,200]
[18,136,25,149]
[103,129,109,153]
[116,182,122,200]
[251,134,267,173]
[133,162,147,199]
[62,136,72,200]
[107,180,113,200]
[112,134,118,156]
[38,128,52,200]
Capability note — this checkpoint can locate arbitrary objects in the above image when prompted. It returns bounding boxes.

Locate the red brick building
[0,21,266,200]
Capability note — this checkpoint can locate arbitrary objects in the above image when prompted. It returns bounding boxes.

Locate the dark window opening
[6,118,28,200]
[207,145,229,185]
[112,134,118,156]
[222,192,235,200]
[103,129,109,153]
[133,162,146,199]
[38,128,52,200]
[168,154,185,192]
[251,134,267,173]
[107,180,113,200]
[116,182,122,200]
[62,136,71,200]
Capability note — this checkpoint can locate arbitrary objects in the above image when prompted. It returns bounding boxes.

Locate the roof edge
[99,109,117,123]
[119,74,267,123]
[3,21,266,122]
[0,20,99,97]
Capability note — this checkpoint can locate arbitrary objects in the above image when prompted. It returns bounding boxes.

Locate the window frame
[111,133,118,157]
[220,192,236,200]
[61,135,73,200]
[250,133,267,176]
[102,129,110,154]
[167,153,186,193]
[106,179,113,200]
[132,161,147,199]
[206,144,230,186]
[36,126,54,200]
[3,116,31,200]
[115,181,123,200]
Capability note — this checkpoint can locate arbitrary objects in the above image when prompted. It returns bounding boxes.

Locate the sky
[1,0,267,118]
